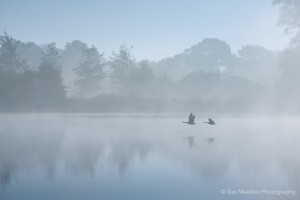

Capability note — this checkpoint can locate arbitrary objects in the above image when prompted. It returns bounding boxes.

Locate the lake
[0,114,299,200]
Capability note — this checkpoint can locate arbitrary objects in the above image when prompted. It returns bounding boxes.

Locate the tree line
[0,0,300,113]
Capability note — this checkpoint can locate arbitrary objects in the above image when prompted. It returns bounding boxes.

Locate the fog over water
[1,0,300,199]
[0,114,299,200]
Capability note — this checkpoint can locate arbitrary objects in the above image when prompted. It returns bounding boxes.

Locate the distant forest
[0,0,300,113]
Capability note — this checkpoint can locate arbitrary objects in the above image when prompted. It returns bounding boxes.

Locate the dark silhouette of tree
[0,31,290,113]
[74,46,105,97]
[62,40,89,94]
[36,43,66,110]
[17,41,42,69]
[0,32,27,72]
[109,45,156,95]
[0,33,29,110]
[109,44,135,90]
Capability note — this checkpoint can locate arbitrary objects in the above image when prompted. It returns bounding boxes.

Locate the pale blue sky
[0,0,291,60]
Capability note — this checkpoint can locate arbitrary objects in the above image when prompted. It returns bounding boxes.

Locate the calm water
[0,114,299,200]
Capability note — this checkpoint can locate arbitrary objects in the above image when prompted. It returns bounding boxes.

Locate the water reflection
[176,135,228,179]
[204,137,215,144]
[63,133,103,177]
[0,115,65,185]
[182,136,196,148]
[0,163,15,187]
[277,133,300,199]
[0,114,299,200]
[110,136,152,176]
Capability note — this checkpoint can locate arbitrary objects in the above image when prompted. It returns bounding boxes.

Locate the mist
[1,1,300,200]
[0,33,298,114]
[0,0,299,114]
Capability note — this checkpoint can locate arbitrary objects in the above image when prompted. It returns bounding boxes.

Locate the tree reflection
[109,136,152,177]
[63,133,103,177]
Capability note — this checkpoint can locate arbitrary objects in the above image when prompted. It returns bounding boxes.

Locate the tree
[185,38,235,73]
[235,45,279,87]
[63,40,88,68]
[36,43,66,109]
[127,59,156,95]
[109,45,157,95]
[0,32,26,72]
[109,44,135,91]
[151,38,236,80]
[16,41,42,69]
[273,0,300,33]
[62,40,89,93]
[175,71,221,99]
[130,60,155,85]
[0,33,28,110]
[74,46,105,97]
[274,46,300,93]
[273,0,300,110]
[273,0,300,47]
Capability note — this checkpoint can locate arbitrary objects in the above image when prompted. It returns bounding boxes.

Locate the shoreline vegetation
[0,32,299,114]
[1,1,300,114]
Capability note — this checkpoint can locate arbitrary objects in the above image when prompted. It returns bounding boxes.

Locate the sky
[0,0,291,61]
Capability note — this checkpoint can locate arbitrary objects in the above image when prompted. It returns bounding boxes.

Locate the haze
[1,1,300,199]
[0,0,290,60]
